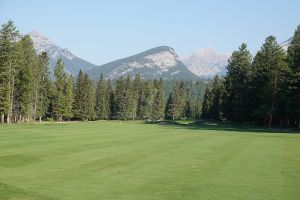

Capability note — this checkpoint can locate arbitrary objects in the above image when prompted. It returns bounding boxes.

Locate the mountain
[28,31,97,76]
[280,37,292,51]
[181,48,229,78]
[27,30,293,80]
[86,46,199,80]
[182,37,292,78]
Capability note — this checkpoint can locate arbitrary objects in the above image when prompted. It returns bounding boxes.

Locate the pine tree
[250,36,289,127]
[193,97,202,119]
[173,81,187,119]
[287,25,300,127]
[53,59,67,121]
[114,76,127,119]
[184,99,192,119]
[165,92,176,120]
[19,35,40,122]
[14,36,34,122]
[136,80,145,119]
[83,74,95,120]
[114,76,140,120]
[95,74,109,119]
[107,79,115,119]
[202,86,212,119]
[223,43,252,122]
[152,79,165,120]
[63,75,74,121]
[165,81,187,120]
[36,52,51,122]
[73,70,85,120]
[73,70,96,121]
[209,75,223,120]
[125,75,136,120]
[132,75,142,119]
[0,20,19,123]
[137,81,153,119]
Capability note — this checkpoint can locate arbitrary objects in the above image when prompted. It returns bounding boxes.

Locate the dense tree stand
[1,20,300,128]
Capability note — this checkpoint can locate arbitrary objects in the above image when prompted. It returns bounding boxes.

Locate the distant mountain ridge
[181,48,229,77]
[86,46,199,80]
[28,30,293,80]
[29,31,198,80]
[28,31,97,76]
[183,37,293,78]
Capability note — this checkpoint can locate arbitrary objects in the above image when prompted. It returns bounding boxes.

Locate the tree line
[2,20,299,128]
[202,25,300,128]
[0,21,204,123]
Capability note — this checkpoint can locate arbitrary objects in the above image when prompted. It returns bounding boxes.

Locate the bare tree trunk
[8,62,14,124]
[279,119,282,128]
[268,114,272,128]
[33,83,38,121]
[7,114,10,124]
[1,114,4,123]
[269,71,278,129]
[39,116,42,123]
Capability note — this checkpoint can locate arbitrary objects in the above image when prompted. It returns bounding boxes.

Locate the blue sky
[0,0,299,65]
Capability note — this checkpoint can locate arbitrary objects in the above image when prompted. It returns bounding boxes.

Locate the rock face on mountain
[28,31,97,76]
[181,48,229,78]
[86,46,198,80]
[280,37,292,51]
[28,30,294,80]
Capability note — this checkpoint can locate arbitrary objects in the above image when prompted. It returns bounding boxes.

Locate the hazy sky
[0,0,299,65]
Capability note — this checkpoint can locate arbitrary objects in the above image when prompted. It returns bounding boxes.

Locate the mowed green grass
[0,121,300,200]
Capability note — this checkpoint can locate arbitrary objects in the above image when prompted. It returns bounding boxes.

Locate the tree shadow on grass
[145,120,300,134]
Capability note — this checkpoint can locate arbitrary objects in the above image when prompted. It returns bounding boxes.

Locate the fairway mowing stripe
[30,130,217,182]
[0,182,54,200]
[126,135,249,188]
[1,121,300,200]
[41,132,209,174]
[7,127,176,155]
[0,125,158,154]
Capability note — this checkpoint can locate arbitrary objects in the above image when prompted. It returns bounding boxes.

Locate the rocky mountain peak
[86,46,198,80]
[27,31,98,76]
[181,48,229,77]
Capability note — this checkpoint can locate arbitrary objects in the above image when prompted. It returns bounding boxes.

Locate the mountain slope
[86,46,198,80]
[181,48,229,78]
[29,31,97,76]
[280,37,292,51]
